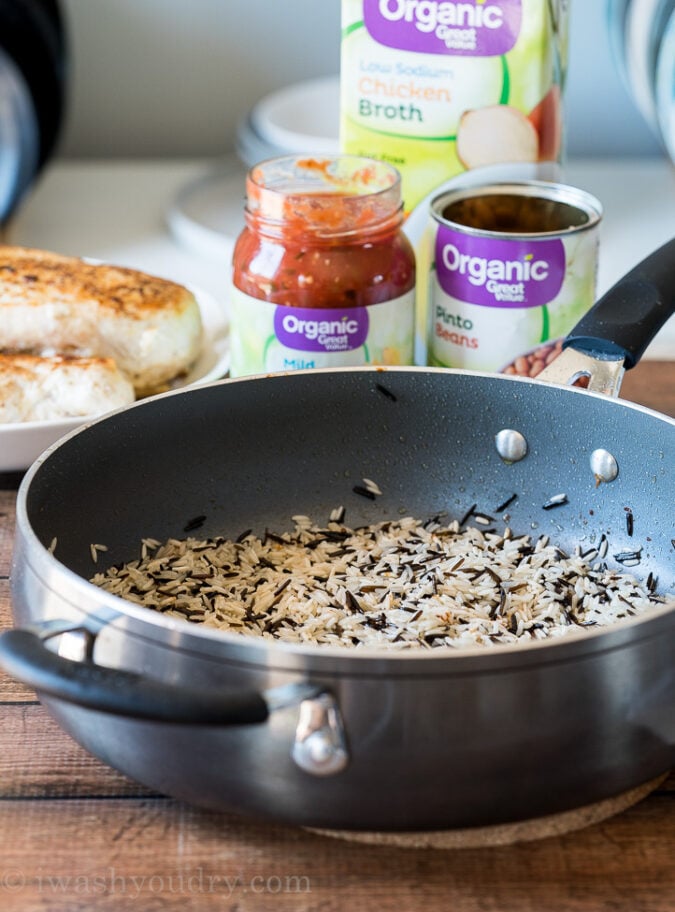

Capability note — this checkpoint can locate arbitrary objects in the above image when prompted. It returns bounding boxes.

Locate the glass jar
[230,155,416,376]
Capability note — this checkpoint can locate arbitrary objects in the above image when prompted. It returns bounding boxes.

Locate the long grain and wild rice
[90,510,673,651]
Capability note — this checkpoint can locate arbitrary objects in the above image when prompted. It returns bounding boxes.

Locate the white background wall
[56,0,664,160]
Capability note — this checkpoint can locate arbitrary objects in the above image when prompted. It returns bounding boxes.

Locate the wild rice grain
[183,515,206,533]
[375,383,397,402]
[459,504,477,526]
[614,549,642,564]
[625,509,634,536]
[495,494,517,513]
[353,485,376,500]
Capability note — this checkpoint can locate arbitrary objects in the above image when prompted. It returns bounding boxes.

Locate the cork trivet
[307,774,668,849]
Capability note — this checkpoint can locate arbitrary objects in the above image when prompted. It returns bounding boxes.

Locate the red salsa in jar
[230,155,415,376]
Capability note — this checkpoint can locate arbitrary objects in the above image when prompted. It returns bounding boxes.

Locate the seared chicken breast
[0,354,136,423]
[0,247,202,395]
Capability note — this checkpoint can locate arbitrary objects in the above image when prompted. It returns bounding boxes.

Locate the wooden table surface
[1,362,673,912]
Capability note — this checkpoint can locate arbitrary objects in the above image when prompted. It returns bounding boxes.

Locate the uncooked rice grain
[90,513,674,650]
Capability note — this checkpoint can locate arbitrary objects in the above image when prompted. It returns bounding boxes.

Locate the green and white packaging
[340,0,569,213]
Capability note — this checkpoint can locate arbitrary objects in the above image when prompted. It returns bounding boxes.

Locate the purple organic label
[434,225,566,308]
[274,305,369,352]
[363,0,522,57]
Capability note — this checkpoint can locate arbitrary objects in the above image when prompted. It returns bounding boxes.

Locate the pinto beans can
[427,181,602,372]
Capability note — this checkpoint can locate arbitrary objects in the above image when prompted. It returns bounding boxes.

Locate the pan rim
[15,364,675,455]
[14,365,674,670]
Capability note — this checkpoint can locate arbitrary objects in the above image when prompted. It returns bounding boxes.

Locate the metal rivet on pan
[495,429,528,464]
[292,693,349,776]
[590,448,619,484]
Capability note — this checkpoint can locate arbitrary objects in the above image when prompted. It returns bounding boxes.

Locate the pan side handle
[563,237,675,369]
[0,628,271,725]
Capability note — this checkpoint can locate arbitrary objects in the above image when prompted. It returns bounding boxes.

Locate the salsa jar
[230,155,416,376]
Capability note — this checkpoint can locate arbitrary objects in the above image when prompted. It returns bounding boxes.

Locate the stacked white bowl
[235,75,340,166]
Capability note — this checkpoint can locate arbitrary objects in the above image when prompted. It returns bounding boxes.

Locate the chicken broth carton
[340,0,569,213]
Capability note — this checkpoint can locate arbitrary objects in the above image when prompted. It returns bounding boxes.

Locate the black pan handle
[0,628,269,725]
[563,237,675,368]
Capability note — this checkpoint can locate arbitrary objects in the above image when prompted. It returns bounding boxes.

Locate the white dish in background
[235,114,281,168]
[0,285,230,473]
[249,75,340,157]
[166,161,247,264]
[655,6,675,162]
[168,75,341,264]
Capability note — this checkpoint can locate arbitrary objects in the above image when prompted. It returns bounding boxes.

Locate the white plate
[0,285,230,473]
[249,75,340,156]
[167,160,247,264]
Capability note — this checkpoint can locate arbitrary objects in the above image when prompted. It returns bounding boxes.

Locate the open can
[427,181,603,372]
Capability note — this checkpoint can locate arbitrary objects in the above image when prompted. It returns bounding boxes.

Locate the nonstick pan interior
[23,368,674,594]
